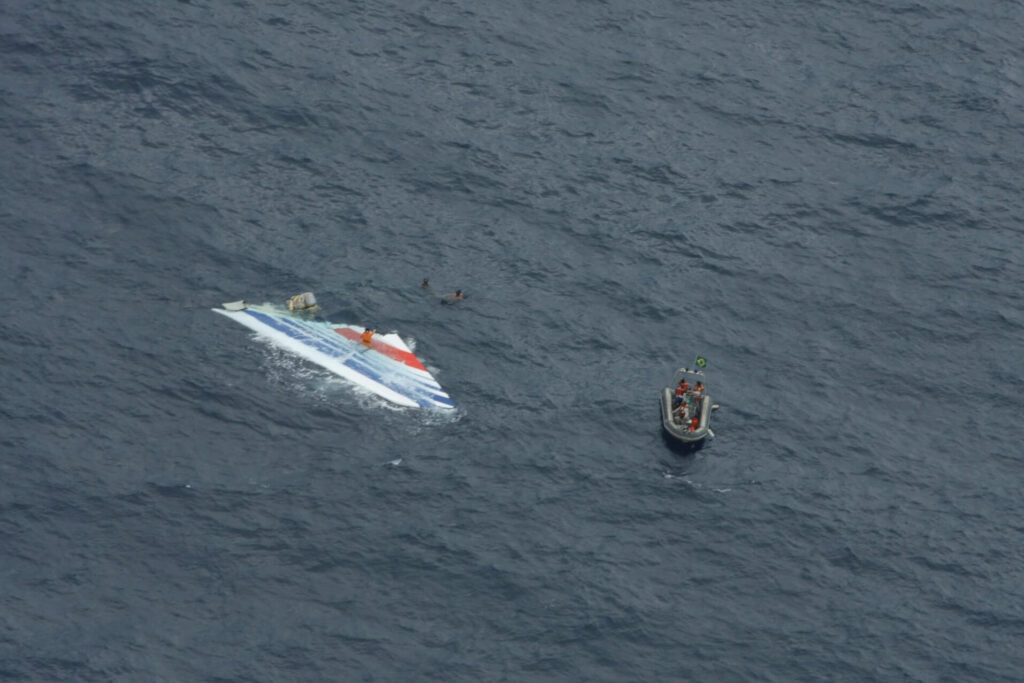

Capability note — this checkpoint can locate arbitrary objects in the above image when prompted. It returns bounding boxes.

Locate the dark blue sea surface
[2,0,1022,680]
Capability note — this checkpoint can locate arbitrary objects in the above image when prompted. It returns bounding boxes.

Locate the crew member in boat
[288,291,319,312]
[692,381,704,403]
[673,378,690,406]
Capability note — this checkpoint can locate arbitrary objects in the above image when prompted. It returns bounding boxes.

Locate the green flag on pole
[695,356,707,368]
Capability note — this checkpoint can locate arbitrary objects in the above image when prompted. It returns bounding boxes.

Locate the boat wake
[661,471,765,494]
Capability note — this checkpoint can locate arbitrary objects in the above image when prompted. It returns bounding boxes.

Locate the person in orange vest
[673,378,690,406]
[691,381,705,410]
[689,416,699,432]
[361,327,376,346]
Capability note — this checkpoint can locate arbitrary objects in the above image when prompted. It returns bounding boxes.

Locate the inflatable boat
[660,367,712,446]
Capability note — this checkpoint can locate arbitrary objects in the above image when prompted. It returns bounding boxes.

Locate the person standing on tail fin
[361,327,376,346]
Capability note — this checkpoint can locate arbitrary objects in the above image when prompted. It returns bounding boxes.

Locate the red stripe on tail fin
[332,328,427,371]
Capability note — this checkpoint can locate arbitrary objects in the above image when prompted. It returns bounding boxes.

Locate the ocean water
[1,0,1022,680]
